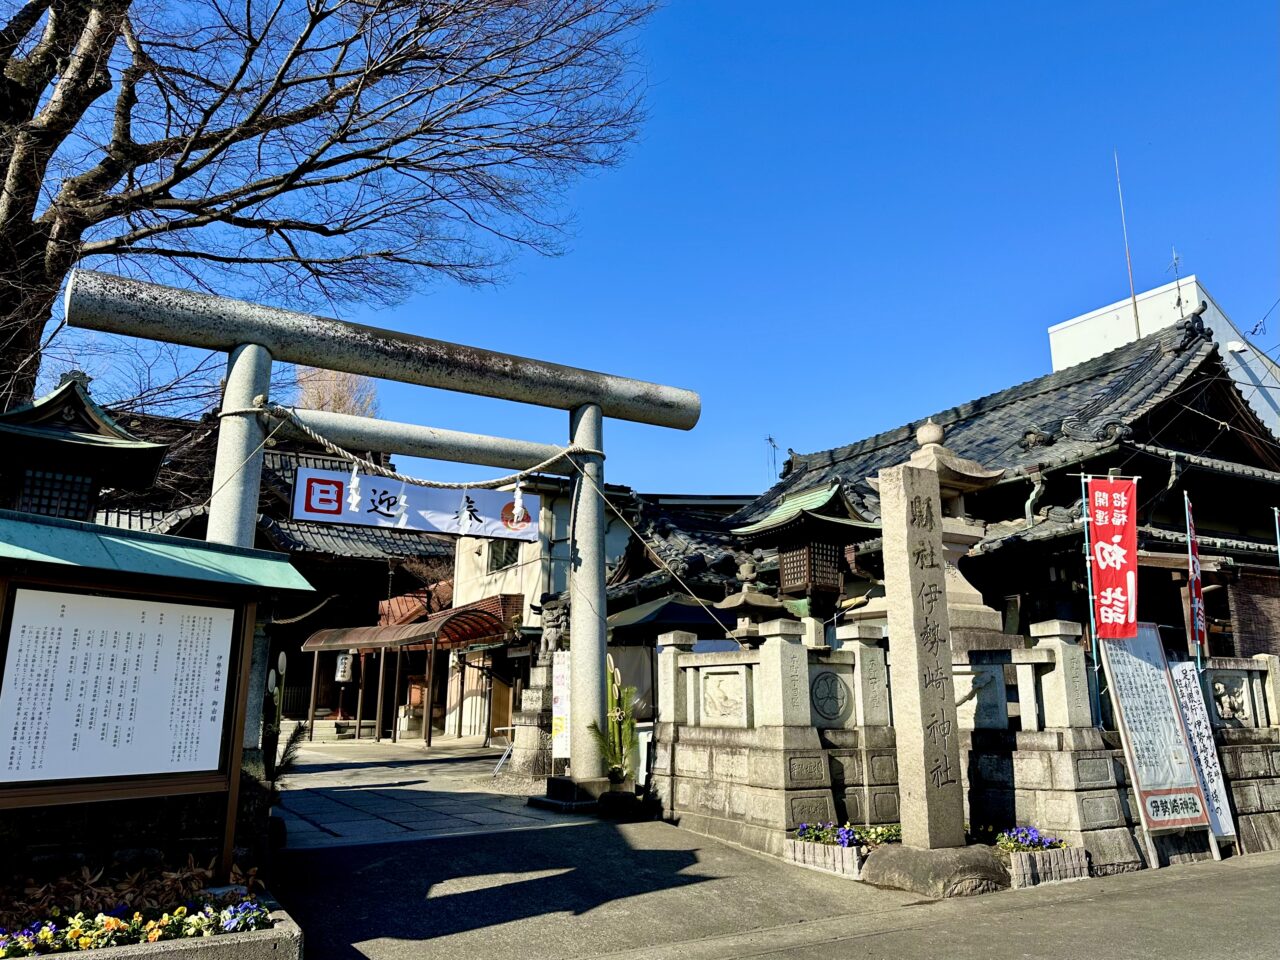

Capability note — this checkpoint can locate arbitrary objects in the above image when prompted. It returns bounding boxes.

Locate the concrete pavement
[277,818,1280,960]
[275,739,593,849]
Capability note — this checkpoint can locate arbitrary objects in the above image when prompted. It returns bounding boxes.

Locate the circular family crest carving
[810,671,849,722]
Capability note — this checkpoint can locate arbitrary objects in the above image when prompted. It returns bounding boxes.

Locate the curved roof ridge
[788,325,1195,472]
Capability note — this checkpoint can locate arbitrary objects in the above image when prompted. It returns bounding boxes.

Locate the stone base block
[859,844,1010,898]
[668,808,789,857]
[1079,827,1144,875]
[1007,846,1089,888]
[1238,811,1280,852]
[784,838,864,878]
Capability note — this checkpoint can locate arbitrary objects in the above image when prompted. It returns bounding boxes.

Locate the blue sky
[353,1,1279,495]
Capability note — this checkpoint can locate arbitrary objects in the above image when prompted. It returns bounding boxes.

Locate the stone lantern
[730,483,878,622]
[714,559,797,643]
[865,419,1007,634]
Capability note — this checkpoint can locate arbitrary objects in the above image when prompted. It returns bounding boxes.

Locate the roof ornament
[1175,301,1210,353]
[1019,425,1056,450]
[916,417,944,448]
[57,370,93,391]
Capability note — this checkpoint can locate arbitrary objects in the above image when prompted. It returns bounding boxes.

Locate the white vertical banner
[551,650,571,759]
[1169,661,1237,841]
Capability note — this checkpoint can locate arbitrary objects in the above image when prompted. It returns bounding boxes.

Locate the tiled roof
[96,502,453,563]
[730,323,1218,526]
[258,515,452,561]
[976,514,1277,558]
[1125,442,1280,484]
[95,507,172,531]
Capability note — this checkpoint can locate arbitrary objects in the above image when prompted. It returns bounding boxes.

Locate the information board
[1099,623,1210,833]
[551,650,571,760]
[292,467,540,542]
[0,588,235,783]
[1169,660,1236,841]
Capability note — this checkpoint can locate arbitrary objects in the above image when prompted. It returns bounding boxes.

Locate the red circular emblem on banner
[501,502,531,532]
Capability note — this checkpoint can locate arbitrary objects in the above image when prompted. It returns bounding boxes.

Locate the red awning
[303,606,509,654]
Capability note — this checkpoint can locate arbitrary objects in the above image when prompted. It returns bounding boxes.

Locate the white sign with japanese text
[551,651,571,759]
[1100,623,1211,833]
[0,589,234,783]
[1169,660,1236,840]
[292,467,540,542]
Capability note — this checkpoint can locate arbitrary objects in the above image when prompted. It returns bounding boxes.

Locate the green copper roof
[0,510,312,593]
[731,483,878,539]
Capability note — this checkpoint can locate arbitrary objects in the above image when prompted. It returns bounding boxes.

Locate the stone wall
[653,620,1280,873]
[1219,727,1280,852]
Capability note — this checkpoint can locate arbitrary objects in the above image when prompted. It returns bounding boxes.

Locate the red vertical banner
[1185,492,1207,657]
[1087,477,1139,639]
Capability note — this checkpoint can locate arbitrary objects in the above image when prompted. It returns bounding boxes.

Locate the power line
[1249,295,1280,338]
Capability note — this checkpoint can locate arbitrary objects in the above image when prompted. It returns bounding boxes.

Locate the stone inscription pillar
[880,463,966,849]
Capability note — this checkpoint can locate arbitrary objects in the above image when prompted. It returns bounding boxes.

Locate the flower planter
[1,896,301,960]
[783,839,864,879]
[1007,846,1089,889]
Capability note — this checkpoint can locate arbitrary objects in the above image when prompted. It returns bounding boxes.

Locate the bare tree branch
[0,0,654,411]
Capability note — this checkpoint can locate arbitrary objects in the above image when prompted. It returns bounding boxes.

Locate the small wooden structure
[302,596,522,746]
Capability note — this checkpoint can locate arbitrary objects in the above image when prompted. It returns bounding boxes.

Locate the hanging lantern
[335,652,355,683]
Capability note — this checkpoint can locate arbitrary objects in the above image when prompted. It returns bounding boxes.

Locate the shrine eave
[0,509,313,594]
[731,482,878,542]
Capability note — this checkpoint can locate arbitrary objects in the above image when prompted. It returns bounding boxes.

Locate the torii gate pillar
[568,404,607,781]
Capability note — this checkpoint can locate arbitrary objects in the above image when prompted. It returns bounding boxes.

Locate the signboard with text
[293,467,540,542]
[1087,477,1139,639]
[1100,623,1210,833]
[1169,660,1236,841]
[0,588,235,783]
[551,651,571,760]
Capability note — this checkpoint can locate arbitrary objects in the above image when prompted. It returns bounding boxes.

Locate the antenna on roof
[1113,150,1141,338]
[765,434,779,480]
[1167,245,1185,320]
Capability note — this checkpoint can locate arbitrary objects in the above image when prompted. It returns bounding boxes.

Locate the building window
[17,469,96,521]
[488,539,521,573]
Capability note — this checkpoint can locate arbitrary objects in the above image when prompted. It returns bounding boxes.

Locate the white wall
[1048,276,1280,438]
[451,488,632,629]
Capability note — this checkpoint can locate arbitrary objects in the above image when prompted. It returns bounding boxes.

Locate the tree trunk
[0,268,60,412]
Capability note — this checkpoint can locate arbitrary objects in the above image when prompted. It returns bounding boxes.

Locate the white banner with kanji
[1169,660,1236,840]
[292,467,540,542]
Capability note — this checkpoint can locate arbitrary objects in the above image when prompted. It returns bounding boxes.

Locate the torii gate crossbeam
[64,270,701,785]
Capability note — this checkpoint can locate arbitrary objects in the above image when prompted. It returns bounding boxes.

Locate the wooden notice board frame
[0,574,257,875]
[1099,623,1220,868]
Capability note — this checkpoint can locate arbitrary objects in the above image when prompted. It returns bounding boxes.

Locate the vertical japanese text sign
[1184,493,1207,659]
[1086,477,1139,639]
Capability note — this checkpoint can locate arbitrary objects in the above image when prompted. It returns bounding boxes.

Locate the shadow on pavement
[276,820,710,959]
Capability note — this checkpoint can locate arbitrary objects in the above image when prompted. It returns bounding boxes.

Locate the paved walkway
[276,739,592,849]
[277,820,1280,960]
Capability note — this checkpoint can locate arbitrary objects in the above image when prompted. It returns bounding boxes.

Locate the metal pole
[391,648,403,743]
[375,648,386,743]
[568,403,607,781]
[65,270,701,430]
[1080,474,1104,727]
[354,653,366,740]
[426,636,438,747]
[307,650,319,742]
[1184,491,1202,671]
[209,343,274,752]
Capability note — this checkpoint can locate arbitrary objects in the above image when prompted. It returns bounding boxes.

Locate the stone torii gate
[63,269,701,783]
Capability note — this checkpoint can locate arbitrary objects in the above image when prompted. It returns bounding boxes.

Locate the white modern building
[1048,276,1280,438]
